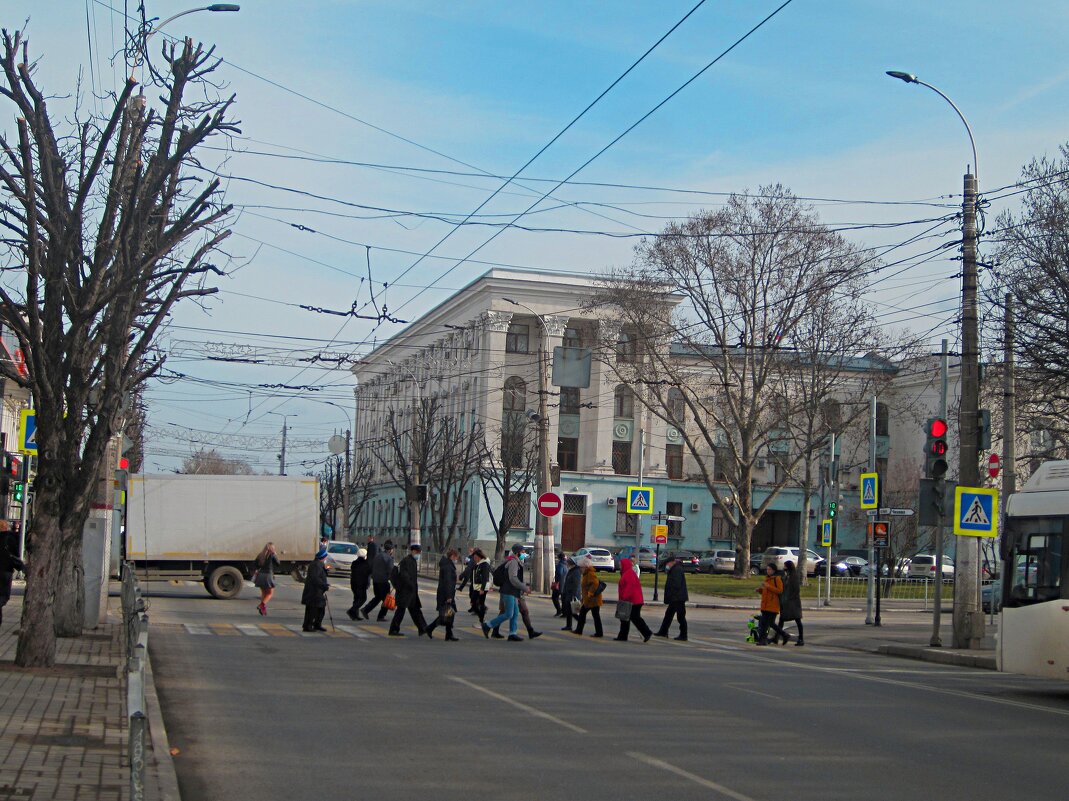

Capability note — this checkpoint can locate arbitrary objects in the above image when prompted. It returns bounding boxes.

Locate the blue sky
[4,1,1069,471]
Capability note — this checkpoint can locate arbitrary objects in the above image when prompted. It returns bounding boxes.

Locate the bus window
[1008,523,1063,604]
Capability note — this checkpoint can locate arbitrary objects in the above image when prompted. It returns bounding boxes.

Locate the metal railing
[121,563,148,801]
[813,575,995,611]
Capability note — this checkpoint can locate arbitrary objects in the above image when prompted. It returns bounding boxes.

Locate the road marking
[724,683,781,700]
[209,623,241,636]
[235,624,268,637]
[627,752,760,801]
[183,624,212,635]
[283,624,319,637]
[448,676,587,734]
[335,625,373,639]
[258,623,296,637]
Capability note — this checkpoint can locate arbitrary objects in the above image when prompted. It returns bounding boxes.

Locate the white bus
[999,461,1069,681]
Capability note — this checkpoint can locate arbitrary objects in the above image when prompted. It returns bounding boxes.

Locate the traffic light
[924,417,949,479]
[11,482,23,503]
[978,408,991,450]
[828,500,837,518]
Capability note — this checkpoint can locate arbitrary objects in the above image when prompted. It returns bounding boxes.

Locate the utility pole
[866,396,876,624]
[534,327,552,594]
[823,432,835,607]
[408,395,423,549]
[1003,294,1017,501]
[954,170,984,649]
[931,339,949,647]
[635,427,645,561]
[343,429,351,540]
[271,413,295,476]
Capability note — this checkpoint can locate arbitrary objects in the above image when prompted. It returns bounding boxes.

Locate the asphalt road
[147,578,1069,801]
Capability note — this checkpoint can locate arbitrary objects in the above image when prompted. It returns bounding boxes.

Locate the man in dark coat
[360,541,395,622]
[388,543,428,636]
[425,549,460,640]
[654,554,689,641]
[456,547,478,613]
[301,550,330,632]
[365,535,378,563]
[347,549,372,620]
[561,557,582,631]
[551,552,567,616]
[0,523,25,627]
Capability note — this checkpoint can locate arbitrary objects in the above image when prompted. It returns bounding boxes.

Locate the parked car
[661,550,701,572]
[572,547,616,572]
[615,546,658,571]
[761,547,826,576]
[982,578,1002,614]
[323,540,359,576]
[907,554,955,580]
[698,549,736,574]
[828,555,868,576]
[749,551,764,575]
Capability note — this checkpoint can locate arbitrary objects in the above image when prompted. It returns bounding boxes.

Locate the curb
[876,644,997,670]
[143,651,182,801]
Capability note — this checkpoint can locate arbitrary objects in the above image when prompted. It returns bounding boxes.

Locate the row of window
[504,324,583,354]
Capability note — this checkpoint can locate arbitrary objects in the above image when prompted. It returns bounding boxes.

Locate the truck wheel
[206,565,244,599]
[291,564,307,583]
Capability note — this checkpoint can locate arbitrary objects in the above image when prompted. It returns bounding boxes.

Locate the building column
[543,314,568,469]
[477,310,514,448]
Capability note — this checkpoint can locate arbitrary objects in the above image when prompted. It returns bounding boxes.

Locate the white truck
[124,473,319,599]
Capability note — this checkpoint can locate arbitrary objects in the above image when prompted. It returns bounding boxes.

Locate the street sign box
[871,520,890,548]
[860,472,879,510]
[651,524,668,544]
[536,492,563,517]
[953,486,998,537]
[626,486,653,515]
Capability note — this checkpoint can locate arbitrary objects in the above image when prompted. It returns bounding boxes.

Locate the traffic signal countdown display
[924,417,949,479]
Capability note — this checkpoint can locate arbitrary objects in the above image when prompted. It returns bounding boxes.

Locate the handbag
[570,599,582,616]
[615,600,633,621]
[383,592,397,611]
[439,604,456,623]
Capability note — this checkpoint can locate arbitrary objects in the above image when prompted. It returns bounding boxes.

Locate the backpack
[492,561,510,588]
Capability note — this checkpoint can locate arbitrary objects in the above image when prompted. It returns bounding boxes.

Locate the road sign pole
[931,338,949,647]
[866,396,876,625]
[653,543,661,602]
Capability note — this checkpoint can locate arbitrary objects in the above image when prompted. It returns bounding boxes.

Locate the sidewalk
[0,589,179,801]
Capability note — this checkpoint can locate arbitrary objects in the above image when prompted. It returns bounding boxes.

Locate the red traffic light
[119,457,129,470]
[930,441,947,456]
[928,418,948,438]
[8,457,19,477]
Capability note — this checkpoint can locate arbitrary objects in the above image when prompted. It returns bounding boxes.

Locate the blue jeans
[488,594,519,636]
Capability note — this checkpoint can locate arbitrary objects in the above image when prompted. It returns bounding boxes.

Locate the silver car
[572,547,616,572]
[698,549,736,574]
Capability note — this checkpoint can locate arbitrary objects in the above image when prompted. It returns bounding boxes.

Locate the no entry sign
[537,492,563,517]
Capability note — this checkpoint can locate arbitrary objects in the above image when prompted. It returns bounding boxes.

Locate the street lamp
[886,69,983,649]
[133,4,240,72]
[503,297,554,594]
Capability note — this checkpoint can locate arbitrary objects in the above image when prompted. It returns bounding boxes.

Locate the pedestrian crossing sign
[860,472,878,510]
[18,408,37,455]
[626,486,653,515]
[953,486,998,538]
[820,519,833,548]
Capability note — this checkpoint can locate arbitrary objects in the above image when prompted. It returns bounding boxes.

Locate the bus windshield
[1005,516,1065,605]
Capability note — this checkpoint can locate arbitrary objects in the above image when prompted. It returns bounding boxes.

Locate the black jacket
[472,561,491,591]
[365,540,379,563]
[394,554,421,608]
[350,556,372,594]
[562,564,582,602]
[371,550,395,584]
[779,568,802,621]
[301,561,329,607]
[457,559,474,590]
[435,556,458,608]
[664,563,689,604]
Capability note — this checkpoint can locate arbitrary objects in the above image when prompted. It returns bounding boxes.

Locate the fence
[121,562,148,801]
[812,575,996,611]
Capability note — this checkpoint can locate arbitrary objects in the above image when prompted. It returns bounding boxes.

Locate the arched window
[667,388,685,425]
[614,385,634,419]
[503,376,527,413]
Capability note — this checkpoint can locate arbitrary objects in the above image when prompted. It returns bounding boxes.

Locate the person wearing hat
[482,543,529,641]
[301,548,331,632]
[365,534,379,563]
[654,553,689,641]
[388,543,429,637]
[424,548,461,641]
[560,556,582,632]
[361,540,395,621]
[551,552,568,617]
[574,556,605,637]
[346,547,372,620]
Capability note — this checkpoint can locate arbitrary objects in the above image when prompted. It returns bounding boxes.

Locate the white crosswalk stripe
[235,624,269,637]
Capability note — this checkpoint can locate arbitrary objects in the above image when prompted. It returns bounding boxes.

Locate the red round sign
[988,453,1001,479]
[536,492,563,517]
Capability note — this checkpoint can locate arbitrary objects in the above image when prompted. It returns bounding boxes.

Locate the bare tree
[0,31,237,666]
[182,448,254,475]
[595,186,880,576]
[477,412,540,561]
[318,456,345,533]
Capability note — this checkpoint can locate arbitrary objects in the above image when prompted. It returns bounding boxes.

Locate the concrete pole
[866,396,876,624]
[279,418,288,476]
[954,172,984,649]
[343,429,351,541]
[1002,294,1016,500]
[534,331,552,593]
[822,432,834,606]
[931,339,949,647]
[635,427,645,561]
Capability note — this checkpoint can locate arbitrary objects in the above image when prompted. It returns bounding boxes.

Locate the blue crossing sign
[626,486,653,515]
[820,519,833,548]
[18,408,36,455]
[953,486,998,538]
[860,472,879,510]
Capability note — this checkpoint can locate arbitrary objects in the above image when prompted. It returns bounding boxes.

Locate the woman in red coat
[614,558,653,642]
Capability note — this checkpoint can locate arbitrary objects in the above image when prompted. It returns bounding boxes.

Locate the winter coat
[779,568,802,621]
[435,556,458,608]
[663,563,689,604]
[301,560,329,607]
[394,554,421,608]
[617,558,644,605]
[580,566,603,609]
[256,552,280,577]
[472,561,492,592]
[500,556,526,598]
[350,556,372,594]
[554,559,568,586]
[370,550,395,584]
[562,565,582,602]
[365,540,379,563]
[759,574,783,614]
[457,559,475,589]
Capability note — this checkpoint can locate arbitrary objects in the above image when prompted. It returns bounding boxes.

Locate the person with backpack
[775,561,803,645]
[755,563,790,645]
[482,544,528,641]
[551,552,567,617]
[360,541,395,621]
[346,548,372,621]
[614,557,652,642]
[491,551,541,639]
[425,549,461,640]
[560,556,581,632]
[301,549,330,632]
[573,557,604,637]
[654,554,689,641]
[389,543,429,637]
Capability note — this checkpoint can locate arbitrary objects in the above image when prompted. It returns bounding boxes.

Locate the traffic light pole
[866,396,876,625]
[931,339,949,647]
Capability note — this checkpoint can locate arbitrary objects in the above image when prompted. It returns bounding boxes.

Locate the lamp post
[132,4,240,73]
[503,297,555,594]
[321,400,352,542]
[887,70,984,649]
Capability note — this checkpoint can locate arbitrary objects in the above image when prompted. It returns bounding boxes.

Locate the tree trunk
[15,511,63,667]
[53,534,85,637]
